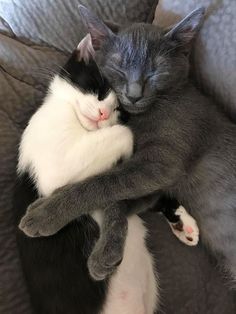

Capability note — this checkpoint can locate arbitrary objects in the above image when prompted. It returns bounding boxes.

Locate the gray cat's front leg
[88,203,128,281]
[19,142,188,237]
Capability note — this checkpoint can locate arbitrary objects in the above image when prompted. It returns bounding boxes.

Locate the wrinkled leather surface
[0,0,235,313]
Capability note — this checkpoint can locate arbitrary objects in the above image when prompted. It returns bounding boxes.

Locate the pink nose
[99,108,109,121]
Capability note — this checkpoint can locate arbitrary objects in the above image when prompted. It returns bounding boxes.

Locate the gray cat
[20,6,236,284]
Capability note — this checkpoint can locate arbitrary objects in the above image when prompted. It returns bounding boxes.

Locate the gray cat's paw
[88,213,127,281]
[88,246,123,281]
[19,196,63,237]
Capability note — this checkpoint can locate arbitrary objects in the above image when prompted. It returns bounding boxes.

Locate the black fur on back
[13,175,108,314]
[59,50,111,101]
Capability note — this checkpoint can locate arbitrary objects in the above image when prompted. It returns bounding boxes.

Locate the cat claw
[170,206,199,246]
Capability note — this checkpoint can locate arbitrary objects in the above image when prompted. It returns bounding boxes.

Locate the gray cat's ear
[165,7,205,44]
[76,34,95,63]
[78,5,114,50]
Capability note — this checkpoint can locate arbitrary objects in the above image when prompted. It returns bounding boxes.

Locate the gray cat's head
[78,6,205,114]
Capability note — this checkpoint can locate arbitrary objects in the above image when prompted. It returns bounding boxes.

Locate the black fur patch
[59,51,111,101]
[151,195,181,224]
[13,175,108,314]
[117,106,130,124]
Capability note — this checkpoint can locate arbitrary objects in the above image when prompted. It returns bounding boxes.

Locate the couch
[0,0,235,313]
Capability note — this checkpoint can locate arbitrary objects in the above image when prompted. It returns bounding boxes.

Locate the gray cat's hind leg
[88,203,128,281]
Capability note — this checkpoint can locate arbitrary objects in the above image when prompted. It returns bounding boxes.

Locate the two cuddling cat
[18,35,199,274]
[17,6,203,313]
[17,23,199,314]
[19,4,236,313]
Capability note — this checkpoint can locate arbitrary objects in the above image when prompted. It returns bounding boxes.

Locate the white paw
[169,206,199,246]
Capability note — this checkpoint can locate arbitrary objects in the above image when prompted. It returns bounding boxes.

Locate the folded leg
[88,202,128,281]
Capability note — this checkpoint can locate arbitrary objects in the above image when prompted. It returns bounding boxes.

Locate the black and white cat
[18,36,199,312]
[18,39,158,313]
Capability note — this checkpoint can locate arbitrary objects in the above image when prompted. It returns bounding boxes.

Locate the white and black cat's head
[78,6,205,114]
[57,39,121,131]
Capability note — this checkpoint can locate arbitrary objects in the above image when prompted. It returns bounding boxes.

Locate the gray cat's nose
[127,82,142,103]
[127,95,142,103]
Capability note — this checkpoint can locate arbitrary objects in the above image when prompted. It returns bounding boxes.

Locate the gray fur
[87,203,128,281]
[20,7,236,284]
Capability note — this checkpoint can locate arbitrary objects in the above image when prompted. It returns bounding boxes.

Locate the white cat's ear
[78,5,114,50]
[165,7,205,44]
[77,34,95,63]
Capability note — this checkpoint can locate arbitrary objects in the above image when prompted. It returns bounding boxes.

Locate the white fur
[101,215,159,314]
[18,75,159,313]
[169,206,199,246]
[18,76,132,196]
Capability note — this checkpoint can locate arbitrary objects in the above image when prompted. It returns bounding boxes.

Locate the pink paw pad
[185,226,194,234]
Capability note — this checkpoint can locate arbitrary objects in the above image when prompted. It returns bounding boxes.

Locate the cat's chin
[79,115,99,131]
[80,115,117,131]
[122,103,151,115]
